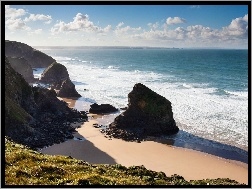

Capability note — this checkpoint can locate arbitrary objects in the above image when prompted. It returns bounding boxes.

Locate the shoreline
[39,97,249,184]
[40,116,248,184]
[59,97,248,154]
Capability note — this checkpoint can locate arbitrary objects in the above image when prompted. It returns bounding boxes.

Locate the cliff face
[6,56,35,83]
[5,40,55,68]
[5,57,87,149]
[107,83,179,141]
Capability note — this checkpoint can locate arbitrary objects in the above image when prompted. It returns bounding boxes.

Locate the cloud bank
[5,5,248,48]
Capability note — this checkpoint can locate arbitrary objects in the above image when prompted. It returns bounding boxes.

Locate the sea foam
[39,52,248,151]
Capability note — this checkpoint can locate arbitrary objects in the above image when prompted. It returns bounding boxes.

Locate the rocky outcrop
[40,62,69,84]
[89,103,118,114]
[40,62,81,98]
[5,57,87,149]
[57,78,82,98]
[7,56,35,83]
[106,83,179,141]
[5,40,55,68]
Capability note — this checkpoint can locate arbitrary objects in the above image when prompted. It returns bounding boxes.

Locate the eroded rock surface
[40,62,81,98]
[57,78,82,98]
[106,83,179,141]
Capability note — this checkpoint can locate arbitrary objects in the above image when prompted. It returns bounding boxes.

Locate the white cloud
[114,25,141,36]
[24,14,52,24]
[103,25,112,32]
[51,13,110,34]
[190,5,200,9]
[148,22,159,30]
[33,29,43,34]
[5,5,27,19]
[133,14,248,47]
[5,5,52,31]
[5,18,31,31]
[166,17,186,25]
[27,29,43,36]
[222,14,248,37]
[116,22,124,28]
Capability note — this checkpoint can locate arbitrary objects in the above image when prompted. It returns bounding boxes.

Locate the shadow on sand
[152,130,248,164]
[41,133,117,165]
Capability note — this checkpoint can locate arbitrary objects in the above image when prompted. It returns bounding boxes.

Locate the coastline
[40,97,248,184]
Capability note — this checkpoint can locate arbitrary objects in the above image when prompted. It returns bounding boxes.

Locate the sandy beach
[41,105,248,184]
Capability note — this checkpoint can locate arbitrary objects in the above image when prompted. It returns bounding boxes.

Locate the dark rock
[107,83,179,141]
[5,40,55,68]
[5,56,88,149]
[89,103,118,114]
[40,62,81,98]
[40,62,69,84]
[57,78,81,98]
[6,56,35,83]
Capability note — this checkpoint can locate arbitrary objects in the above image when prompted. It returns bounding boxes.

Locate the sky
[4,4,249,49]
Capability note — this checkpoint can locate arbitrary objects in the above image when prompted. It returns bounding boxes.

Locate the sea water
[36,47,248,157]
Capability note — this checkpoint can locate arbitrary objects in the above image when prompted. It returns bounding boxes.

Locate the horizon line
[31,45,248,50]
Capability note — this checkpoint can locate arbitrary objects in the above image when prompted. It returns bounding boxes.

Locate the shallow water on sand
[58,97,248,164]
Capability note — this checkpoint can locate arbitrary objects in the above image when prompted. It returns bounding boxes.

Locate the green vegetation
[5,138,244,185]
[5,96,31,124]
[135,85,171,117]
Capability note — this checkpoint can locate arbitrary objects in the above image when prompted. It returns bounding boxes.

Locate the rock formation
[40,62,81,98]
[57,78,82,98]
[89,103,118,114]
[5,40,55,68]
[106,83,179,141]
[40,62,69,84]
[5,57,87,149]
[6,56,35,83]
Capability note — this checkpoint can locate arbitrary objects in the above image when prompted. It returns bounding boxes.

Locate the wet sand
[40,117,248,184]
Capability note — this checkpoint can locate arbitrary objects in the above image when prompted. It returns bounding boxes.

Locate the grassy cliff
[5,138,244,186]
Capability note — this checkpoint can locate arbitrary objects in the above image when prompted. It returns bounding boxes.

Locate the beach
[40,98,248,184]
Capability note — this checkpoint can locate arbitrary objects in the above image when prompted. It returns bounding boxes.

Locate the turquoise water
[36,47,248,152]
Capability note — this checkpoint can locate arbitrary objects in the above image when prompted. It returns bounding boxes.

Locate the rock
[5,56,88,149]
[6,56,35,83]
[5,40,55,68]
[89,103,118,114]
[40,62,69,84]
[57,78,81,98]
[40,62,81,98]
[107,83,179,141]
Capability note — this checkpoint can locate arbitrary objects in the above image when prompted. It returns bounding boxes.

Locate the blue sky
[5,4,248,48]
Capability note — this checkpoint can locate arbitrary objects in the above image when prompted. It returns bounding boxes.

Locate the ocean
[35,47,248,161]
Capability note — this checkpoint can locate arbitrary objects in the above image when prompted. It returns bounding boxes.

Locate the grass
[5,138,245,186]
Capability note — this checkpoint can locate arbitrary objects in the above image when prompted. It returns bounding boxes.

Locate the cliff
[5,40,55,68]
[5,57,87,149]
[6,56,35,83]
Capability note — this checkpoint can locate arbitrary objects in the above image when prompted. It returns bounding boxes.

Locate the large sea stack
[40,62,69,84]
[40,62,81,98]
[107,83,179,141]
